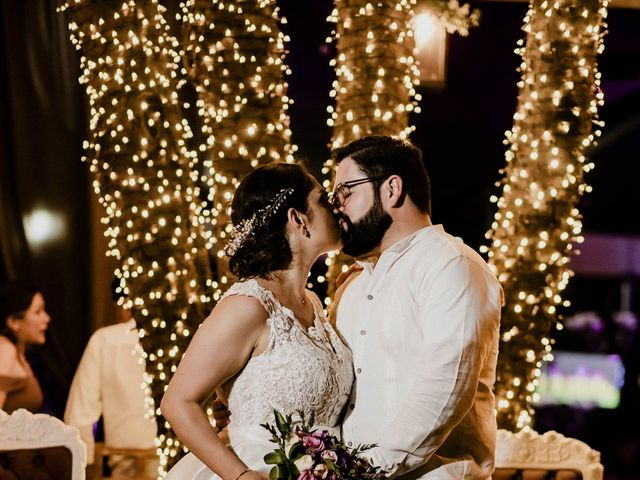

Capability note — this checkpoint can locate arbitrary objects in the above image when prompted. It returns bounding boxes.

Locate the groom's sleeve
[366,256,500,478]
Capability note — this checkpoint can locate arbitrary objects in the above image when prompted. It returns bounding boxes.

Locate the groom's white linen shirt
[336,225,502,479]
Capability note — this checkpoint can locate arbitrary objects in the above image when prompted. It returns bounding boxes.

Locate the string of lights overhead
[481,0,607,431]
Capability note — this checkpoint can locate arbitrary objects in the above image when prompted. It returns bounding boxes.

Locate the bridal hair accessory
[224,188,295,257]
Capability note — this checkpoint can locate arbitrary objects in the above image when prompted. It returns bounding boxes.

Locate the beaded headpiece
[223,187,295,257]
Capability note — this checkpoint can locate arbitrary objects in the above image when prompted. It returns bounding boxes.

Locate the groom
[330,135,502,479]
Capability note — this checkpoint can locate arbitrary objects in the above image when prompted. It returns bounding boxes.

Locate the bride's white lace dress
[166,279,354,479]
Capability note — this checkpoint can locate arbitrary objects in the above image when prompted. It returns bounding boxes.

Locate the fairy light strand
[179,0,296,298]
[58,0,214,474]
[481,0,607,431]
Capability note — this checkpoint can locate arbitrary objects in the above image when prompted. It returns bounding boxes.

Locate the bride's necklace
[259,279,306,306]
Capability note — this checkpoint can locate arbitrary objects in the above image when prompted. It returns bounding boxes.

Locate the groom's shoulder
[411,230,490,274]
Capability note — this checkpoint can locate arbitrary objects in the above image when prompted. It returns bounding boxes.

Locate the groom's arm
[366,256,501,478]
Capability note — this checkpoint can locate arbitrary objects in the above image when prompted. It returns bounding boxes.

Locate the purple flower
[335,449,351,468]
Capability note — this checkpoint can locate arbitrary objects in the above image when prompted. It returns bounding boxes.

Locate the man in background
[65,278,157,478]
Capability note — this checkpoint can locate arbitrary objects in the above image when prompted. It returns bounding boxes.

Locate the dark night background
[1,1,639,477]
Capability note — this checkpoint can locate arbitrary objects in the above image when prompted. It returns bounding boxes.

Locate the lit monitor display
[537,351,625,409]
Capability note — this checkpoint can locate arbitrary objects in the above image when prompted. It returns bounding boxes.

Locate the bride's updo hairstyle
[228,162,316,279]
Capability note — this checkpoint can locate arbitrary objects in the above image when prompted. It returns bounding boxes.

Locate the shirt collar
[355,224,444,273]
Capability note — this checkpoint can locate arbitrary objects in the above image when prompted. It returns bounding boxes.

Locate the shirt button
[360,330,366,335]
[367,294,373,300]
[356,368,362,374]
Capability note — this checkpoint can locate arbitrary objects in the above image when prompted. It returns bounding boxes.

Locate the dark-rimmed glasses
[329,176,386,208]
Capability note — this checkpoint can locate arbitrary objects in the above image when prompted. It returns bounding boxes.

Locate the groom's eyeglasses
[329,176,386,208]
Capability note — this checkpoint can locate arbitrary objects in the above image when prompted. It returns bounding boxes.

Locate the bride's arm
[160,295,270,480]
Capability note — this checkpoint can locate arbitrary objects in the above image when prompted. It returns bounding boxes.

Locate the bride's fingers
[213,404,231,431]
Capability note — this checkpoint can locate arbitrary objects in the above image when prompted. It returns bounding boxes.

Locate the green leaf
[273,464,289,480]
[286,458,300,477]
[274,410,290,436]
[264,450,286,465]
[269,466,279,480]
[288,442,305,461]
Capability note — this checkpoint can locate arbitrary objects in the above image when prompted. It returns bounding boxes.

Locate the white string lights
[326,0,421,153]
[179,0,296,297]
[482,0,607,431]
[59,0,213,473]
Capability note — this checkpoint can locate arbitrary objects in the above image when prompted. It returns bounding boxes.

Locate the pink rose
[300,432,326,453]
[321,450,338,462]
[297,469,315,480]
[314,464,328,479]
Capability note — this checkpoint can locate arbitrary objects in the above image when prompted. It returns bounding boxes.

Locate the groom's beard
[340,195,392,258]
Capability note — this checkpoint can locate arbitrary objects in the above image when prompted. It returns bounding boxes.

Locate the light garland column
[179,0,295,298]
[482,0,607,431]
[326,0,420,151]
[323,0,421,300]
[59,0,213,473]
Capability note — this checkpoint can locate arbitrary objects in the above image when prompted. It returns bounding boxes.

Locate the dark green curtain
[0,0,90,417]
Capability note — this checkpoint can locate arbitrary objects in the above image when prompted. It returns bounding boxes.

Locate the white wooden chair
[495,429,603,480]
[0,408,86,480]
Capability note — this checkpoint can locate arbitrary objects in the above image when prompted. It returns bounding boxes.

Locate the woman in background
[0,283,50,413]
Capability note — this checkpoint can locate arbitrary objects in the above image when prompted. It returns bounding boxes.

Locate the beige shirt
[336,225,502,479]
[64,320,157,464]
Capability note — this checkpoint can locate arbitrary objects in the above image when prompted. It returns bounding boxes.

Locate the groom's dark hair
[331,135,431,215]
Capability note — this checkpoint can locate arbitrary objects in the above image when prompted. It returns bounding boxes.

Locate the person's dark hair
[0,282,39,345]
[331,135,431,215]
[227,162,316,279]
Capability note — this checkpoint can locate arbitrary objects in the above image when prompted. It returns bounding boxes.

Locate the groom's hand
[212,397,231,431]
[336,263,363,289]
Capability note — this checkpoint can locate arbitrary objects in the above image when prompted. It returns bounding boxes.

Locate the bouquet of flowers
[260,410,385,480]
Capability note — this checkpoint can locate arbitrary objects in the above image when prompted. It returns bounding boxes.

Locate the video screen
[537,350,625,409]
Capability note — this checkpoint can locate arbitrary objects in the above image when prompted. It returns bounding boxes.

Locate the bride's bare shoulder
[206,293,270,329]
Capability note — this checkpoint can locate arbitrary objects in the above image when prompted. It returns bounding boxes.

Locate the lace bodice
[218,279,353,429]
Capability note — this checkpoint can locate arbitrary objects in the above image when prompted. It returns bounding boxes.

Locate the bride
[161,162,354,480]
